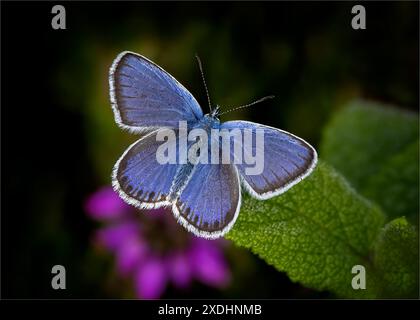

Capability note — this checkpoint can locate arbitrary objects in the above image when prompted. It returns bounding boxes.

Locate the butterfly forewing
[110,52,203,132]
[221,121,317,199]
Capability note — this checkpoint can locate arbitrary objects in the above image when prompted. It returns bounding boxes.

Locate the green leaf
[373,217,419,298]
[226,161,386,298]
[364,140,419,224]
[320,100,418,190]
[320,100,419,221]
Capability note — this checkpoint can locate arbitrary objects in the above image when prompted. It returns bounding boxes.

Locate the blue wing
[112,129,181,209]
[172,163,241,239]
[109,51,203,133]
[221,121,317,199]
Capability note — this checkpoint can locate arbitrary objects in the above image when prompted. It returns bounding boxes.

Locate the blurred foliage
[364,140,419,225]
[374,217,419,298]
[321,101,419,224]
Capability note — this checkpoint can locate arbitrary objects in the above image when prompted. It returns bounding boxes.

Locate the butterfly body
[169,114,221,201]
[169,162,194,201]
[109,51,317,239]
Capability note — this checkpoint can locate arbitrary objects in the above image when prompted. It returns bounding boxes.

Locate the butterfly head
[202,105,221,128]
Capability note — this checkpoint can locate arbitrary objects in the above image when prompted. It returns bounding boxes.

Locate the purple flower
[85,186,131,220]
[85,186,231,299]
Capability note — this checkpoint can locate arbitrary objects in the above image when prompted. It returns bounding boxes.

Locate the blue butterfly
[109,51,317,239]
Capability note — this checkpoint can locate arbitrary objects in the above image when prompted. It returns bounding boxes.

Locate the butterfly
[109,51,317,239]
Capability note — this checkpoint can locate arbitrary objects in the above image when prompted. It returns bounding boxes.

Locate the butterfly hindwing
[173,163,241,239]
[113,129,181,209]
[221,120,317,199]
[109,51,203,132]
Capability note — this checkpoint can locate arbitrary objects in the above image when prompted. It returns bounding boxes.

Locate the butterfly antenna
[195,54,212,112]
[219,95,275,115]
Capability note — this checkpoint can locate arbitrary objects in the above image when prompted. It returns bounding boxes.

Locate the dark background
[2,1,418,298]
